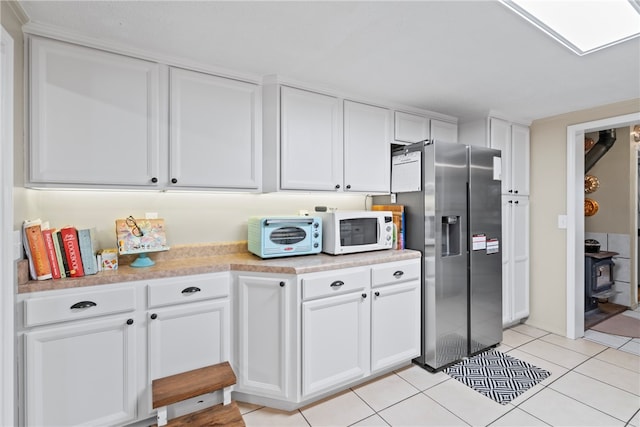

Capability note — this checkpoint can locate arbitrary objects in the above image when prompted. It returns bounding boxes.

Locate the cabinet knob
[514,190,519,194]
[508,189,513,193]
[151,177,158,183]
[70,301,97,310]
[374,291,380,297]
[508,200,513,204]
[126,318,134,325]
[514,200,519,204]
[150,313,157,320]
[335,184,341,190]
[346,184,351,190]
[279,281,285,287]
[171,178,178,184]
[361,293,367,299]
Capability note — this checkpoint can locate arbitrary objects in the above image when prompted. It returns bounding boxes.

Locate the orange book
[22,219,52,281]
[60,226,85,277]
[41,227,61,279]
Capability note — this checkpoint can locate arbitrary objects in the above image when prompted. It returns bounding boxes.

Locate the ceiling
[16,0,640,123]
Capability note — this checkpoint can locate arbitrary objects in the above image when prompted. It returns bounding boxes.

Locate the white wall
[27,190,367,250]
[528,99,640,335]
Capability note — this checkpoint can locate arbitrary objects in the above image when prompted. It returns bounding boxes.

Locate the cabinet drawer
[24,287,136,327]
[148,273,229,308]
[302,268,369,300]
[371,260,420,287]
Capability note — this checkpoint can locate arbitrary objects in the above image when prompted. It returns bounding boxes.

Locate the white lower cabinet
[370,260,421,372]
[20,285,137,427]
[370,280,421,372]
[18,258,421,421]
[18,273,231,426]
[147,300,229,380]
[299,260,420,400]
[235,273,293,400]
[302,290,370,396]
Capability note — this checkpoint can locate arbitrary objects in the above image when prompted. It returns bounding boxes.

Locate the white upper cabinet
[430,119,458,144]
[169,68,261,190]
[510,123,530,196]
[279,86,343,191]
[343,100,391,193]
[394,111,429,144]
[489,118,530,196]
[266,85,394,193]
[28,37,161,188]
[394,112,457,145]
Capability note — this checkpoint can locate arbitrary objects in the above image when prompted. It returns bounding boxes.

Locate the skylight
[500,0,640,55]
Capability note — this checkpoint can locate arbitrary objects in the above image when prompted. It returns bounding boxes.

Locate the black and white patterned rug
[444,350,551,405]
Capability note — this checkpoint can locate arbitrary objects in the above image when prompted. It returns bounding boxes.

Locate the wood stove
[584,251,618,312]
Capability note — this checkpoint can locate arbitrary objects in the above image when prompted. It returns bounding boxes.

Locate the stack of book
[22,219,100,281]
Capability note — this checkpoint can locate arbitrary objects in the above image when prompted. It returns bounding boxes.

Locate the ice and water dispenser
[441,215,460,257]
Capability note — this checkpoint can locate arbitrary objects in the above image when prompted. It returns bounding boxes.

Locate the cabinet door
[169,68,261,190]
[343,100,391,193]
[148,299,230,380]
[501,196,530,325]
[489,118,511,194]
[302,291,370,397]
[511,124,530,196]
[430,119,458,144]
[29,37,160,187]
[394,111,429,144]
[511,197,530,321]
[501,196,513,326]
[371,280,420,372]
[236,275,291,399]
[24,316,136,426]
[280,86,342,190]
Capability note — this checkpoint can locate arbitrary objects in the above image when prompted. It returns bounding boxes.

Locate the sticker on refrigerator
[472,234,486,251]
[486,238,499,254]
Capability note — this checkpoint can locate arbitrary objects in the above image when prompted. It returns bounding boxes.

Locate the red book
[60,227,85,277]
[41,228,61,279]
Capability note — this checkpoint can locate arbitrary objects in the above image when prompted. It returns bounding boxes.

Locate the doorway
[566,113,640,339]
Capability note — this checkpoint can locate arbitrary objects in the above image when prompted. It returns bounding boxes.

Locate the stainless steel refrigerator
[393,140,502,371]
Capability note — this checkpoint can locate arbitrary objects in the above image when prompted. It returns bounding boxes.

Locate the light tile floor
[238,308,640,426]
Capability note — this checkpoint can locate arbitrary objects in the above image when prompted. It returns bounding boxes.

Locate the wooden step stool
[152,362,245,426]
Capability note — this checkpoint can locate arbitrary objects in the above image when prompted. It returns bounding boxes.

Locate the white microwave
[321,211,394,255]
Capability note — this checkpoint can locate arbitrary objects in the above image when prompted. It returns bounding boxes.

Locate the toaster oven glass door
[269,226,307,245]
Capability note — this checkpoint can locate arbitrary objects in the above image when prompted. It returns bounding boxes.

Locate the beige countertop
[18,241,421,294]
